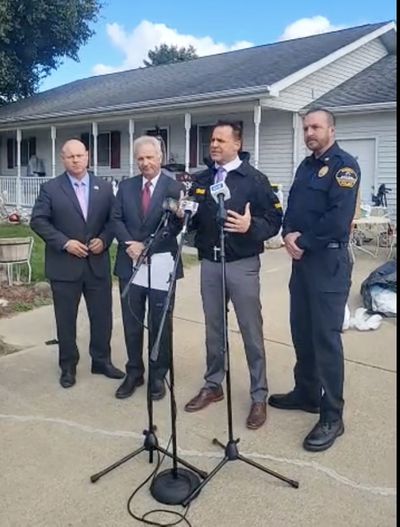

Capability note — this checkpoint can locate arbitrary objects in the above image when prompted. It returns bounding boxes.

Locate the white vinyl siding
[265,39,388,112]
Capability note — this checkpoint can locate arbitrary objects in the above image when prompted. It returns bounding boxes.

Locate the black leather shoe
[303,419,344,452]
[60,368,76,388]
[91,362,125,379]
[115,375,144,399]
[268,391,320,414]
[151,379,166,401]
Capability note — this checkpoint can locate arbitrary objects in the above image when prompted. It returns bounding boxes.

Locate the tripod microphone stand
[90,213,206,487]
[149,212,204,505]
[182,194,299,506]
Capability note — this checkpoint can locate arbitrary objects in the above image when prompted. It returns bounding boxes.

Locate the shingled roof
[307,54,396,108]
[0,21,392,124]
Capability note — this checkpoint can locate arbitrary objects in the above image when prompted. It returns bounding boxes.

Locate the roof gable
[307,54,397,108]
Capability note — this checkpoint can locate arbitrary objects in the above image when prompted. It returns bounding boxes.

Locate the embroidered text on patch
[335,167,358,188]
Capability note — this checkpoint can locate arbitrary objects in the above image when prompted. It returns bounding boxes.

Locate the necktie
[214,167,225,183]
[142,181,152,215]
[74,182,87,219]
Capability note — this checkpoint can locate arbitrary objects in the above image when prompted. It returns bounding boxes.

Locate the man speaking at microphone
[112,135,184,400]
[184,120,282,430]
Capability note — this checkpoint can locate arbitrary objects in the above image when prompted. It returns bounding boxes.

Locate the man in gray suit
[30,139,124,388]
[113,136,184,400]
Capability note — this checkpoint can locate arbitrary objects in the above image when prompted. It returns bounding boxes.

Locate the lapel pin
[93,185,99,190]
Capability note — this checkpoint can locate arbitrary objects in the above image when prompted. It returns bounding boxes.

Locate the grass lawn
[0,223,198,284]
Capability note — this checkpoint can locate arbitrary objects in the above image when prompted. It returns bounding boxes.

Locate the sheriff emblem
[335,167,358,188]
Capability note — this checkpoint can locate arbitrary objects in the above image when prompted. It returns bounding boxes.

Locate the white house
[0,21,396,218]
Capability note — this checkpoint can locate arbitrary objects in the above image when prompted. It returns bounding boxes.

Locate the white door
[338,138,376,204]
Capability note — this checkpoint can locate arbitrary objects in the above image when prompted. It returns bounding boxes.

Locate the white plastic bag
[349,307,382,331]
[370,286,397,316]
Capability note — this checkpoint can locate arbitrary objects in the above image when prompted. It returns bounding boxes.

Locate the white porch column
[92,121,98,175]
[184,112,191,173]
[292,113,303,181]
[253,104,262,169]
[129,118,135,177]
[16,128,22,210]
[51,125,57,178]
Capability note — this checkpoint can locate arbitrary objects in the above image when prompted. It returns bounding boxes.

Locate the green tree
[143,43,198,67]
[0,0,101,103]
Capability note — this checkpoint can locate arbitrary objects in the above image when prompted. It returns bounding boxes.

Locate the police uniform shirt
[283,142,360,252]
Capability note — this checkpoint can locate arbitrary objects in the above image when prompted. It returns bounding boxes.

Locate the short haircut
[304,108,336,127]
[133,135,163,158]
[212,120,243,142]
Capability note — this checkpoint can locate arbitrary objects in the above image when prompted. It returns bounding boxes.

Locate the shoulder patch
[335,167,358,189]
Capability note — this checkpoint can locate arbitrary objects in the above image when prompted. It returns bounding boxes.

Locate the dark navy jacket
[283,142,360,252]
[190,153,282,262]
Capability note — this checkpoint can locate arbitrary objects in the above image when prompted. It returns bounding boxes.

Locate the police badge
[318,166,329,177]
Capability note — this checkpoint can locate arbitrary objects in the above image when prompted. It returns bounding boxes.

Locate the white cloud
[279,16,345,41]
[93,20,253,75]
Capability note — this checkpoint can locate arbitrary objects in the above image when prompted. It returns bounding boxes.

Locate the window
[80,131,121,169]
[195,121,243,167]
[198,125,213,166]
[89,132,110,167]
[7,137,36,168]
[146,127,168,163]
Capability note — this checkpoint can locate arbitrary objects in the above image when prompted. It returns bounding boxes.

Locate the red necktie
[142,181,152,215]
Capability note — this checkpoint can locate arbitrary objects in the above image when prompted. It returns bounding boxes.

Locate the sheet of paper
[131,252,174,292]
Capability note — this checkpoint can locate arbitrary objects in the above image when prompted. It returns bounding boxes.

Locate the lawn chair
[0,237,34,286]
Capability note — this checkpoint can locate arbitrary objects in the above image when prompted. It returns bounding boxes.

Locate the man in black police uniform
[268,108,360,451]
[184,120,282,430]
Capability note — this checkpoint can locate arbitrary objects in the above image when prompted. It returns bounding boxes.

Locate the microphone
[162,197,180,227]
[209,181,231,203]
[210,181,231,225]
[180,199,199,234]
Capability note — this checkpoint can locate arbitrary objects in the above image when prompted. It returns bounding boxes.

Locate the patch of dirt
[0,284,52,318]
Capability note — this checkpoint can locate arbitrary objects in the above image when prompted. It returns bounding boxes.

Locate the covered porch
[0,101,299,209]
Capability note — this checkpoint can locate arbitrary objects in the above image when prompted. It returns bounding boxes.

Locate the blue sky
[40,0,396,92]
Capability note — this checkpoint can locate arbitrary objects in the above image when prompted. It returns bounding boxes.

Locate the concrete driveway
[0,247,396,527]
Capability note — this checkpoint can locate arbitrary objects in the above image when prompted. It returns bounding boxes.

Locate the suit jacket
[112,172,184,280]
[30,172,114,281]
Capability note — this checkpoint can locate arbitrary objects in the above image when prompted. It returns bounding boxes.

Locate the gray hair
[133,135,163,159]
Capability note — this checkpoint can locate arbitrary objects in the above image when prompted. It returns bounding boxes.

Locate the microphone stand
[182,195,299,506]
[90,213,206,486]
[149,213,204,504]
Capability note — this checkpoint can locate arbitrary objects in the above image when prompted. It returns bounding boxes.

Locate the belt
[327,242,348,249]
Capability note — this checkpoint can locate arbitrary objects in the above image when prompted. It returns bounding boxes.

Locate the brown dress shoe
[246,402,267,430]
[184,387,224,412]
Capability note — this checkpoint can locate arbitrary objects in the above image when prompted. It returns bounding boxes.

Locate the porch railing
[0,175,129,209]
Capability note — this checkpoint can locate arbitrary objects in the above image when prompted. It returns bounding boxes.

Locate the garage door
[338,138,376,204]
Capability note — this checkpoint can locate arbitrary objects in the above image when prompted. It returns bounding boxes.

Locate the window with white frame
[7,137,36,168]
[89,132,110,166]
[146,127,168,163]
[198,125,213,165]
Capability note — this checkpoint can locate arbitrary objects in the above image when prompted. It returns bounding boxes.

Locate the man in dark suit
[113,135,183,400]
[30,139,124,388]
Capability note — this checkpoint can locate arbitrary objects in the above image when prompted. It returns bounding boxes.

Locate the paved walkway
[0,248,396,527]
